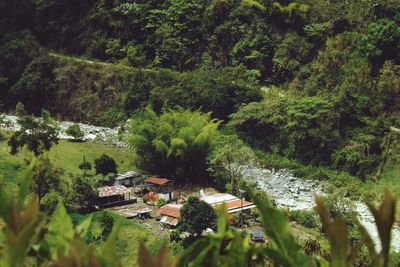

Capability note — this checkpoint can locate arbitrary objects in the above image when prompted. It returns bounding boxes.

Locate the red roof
[213,199,254,211]
[98,185,129,197]
[157,204,182,218]
[144,177,170,185]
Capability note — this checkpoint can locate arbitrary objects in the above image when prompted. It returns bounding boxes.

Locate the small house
[113,171,142,187]
[144,177,177,202]
[98,185,136,208]
[200,191,256,214]
[157,204,183,227]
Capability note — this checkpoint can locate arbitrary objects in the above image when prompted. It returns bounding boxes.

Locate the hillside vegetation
[0,1,400,266]
[0,0,399,182]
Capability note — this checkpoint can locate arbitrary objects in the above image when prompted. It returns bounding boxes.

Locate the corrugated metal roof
[157,204,182,218]
[202,192,256,214]
[98,185,130,197]
[201,193,237,205]
[160,216,179,226]
[115,171,141,180]
[213,199,253,210]
[144,177,170,185]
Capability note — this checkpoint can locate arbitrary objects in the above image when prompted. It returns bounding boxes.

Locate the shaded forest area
[0,0,399,180]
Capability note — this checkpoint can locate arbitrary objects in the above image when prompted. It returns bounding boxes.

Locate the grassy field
[361,158,400,201]
[0,139,136,181]
[0,139,24,191]
[47,140,136,176]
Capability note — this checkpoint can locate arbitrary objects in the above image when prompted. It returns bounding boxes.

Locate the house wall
[158,192,172,202]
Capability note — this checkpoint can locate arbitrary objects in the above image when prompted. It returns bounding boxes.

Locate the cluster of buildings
[96,171,256,228]
[156,190,256,227]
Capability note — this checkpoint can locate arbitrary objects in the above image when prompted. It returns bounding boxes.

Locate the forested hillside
[1,0,399,181]
[0,0,400,266]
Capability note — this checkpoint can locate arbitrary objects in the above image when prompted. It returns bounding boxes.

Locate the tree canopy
[8,111,59,156]
[178,197,216,236]
[66,123,84,141]
[94,154,118,176]
[126,108,220,183]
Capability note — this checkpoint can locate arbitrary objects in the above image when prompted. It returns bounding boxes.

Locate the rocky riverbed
[242,165,400,251]
[1,115,122,145]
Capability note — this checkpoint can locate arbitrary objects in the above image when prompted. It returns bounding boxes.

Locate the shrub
[40,190,61,214]
[156,198,167,208]
[99,211,115,240]
[66,124,84,141]
[288,210,320,228]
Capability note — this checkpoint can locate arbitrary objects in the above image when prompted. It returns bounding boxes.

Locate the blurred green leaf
[253,194,314,267]
[366,189,396,267]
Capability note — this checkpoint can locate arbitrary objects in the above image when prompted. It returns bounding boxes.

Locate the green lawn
[361,159,400,201]
[0,139,137,183]
[0,139,24,190]
[47,140,136,176]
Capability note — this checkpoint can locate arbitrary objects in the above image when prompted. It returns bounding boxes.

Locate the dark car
[249,231,265,243]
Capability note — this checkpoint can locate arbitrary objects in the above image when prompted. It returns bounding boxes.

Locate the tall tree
[73,175,98,211]
[31,156,63,201]
[8,111,59,156]
[94,154,118,176]
[66,123,84,141]
[178,197,216,236]
[208,135,255,195]
[126,108,220,183]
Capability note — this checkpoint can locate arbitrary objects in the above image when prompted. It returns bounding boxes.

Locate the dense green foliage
[0,0,398,181]
[8,111,59,156]
[31,155,63,201]
[229,88,392,179]
[66,124,84,141]
[207,134,255,194]
[178,197,217,236]
[0,161,112,266]
[0,154,399,266]
[126,108,220,183]
[0,1,399,265]
[94,154,118,176]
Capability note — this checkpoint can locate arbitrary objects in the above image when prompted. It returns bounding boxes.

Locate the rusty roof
[160,216,179,226]
[144,177,170,185]
[143,192,159,202]
[213,199,255,211]
[157,204,182,218]
[98,185,130,197]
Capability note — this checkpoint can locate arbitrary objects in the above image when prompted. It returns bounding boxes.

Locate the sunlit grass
[47,140,136,176]
[0,140,24,190]
[0,139,136,181]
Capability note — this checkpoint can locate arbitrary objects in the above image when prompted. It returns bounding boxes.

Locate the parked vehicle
[249,231,265,243]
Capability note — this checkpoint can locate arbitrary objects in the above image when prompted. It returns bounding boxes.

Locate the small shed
[113,171,142,187]
[157,204,182,227]
[144,177,172,191]
[98,185,136,208]
[144,177,176,202]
